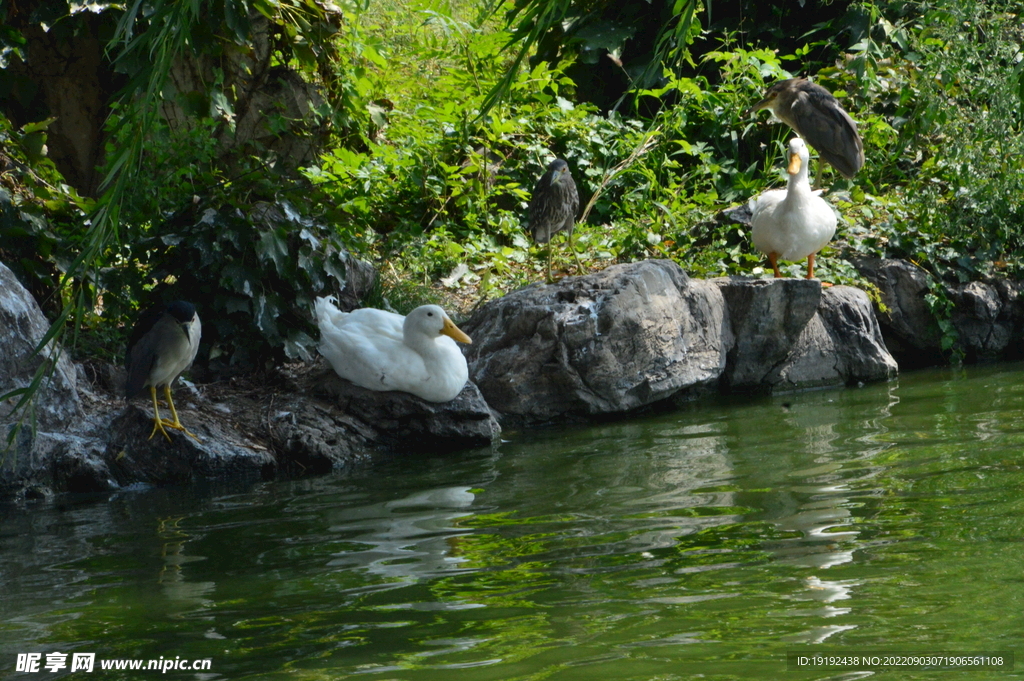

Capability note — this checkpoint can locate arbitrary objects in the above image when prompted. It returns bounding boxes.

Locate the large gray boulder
[275,369,501,459]
[851,257,942,367]
[771,285,899,390]
[714,278,822,389]
[4,384,280,498]
[990,279,1024,359]
[0,261,82,430]
[260,350,500,471]
[853,256,1024,364]
[103,406,276,488]
[949,280,1017,361]
[1,261,85,496]
[463,262,898,426]
[463,260,730,423]
[715,278,897,391]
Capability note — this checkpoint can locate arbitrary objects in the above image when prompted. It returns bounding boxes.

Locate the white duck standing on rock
[314,297,472,403]
[750,136,838,280]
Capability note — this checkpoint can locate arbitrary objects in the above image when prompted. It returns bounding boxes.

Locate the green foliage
[102,109,224,222]
[480,0,701,114]
[924,277,962,361]
[332,0,1024,346]
[93,108,359,366]
[112,200,355,367]
[0,0,367,372]
[10,0,1024,377]
[823,1,1024,278]
[0,113,91,310]
[303,6,868,299]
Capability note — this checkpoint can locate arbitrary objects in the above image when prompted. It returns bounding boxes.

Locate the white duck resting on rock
[750,136,838,279]
[314,297,473,403]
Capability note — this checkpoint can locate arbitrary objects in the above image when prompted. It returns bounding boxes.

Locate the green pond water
[4,364,1024,680]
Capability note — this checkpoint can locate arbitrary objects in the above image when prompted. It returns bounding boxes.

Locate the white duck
[314,297,472,403]
[750,136,838,279]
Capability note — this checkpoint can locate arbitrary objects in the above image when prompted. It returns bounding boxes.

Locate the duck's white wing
[324,321,431,393]
[750,188,789,256]
[797,193,838,256]
[750,187,786,223]
[315,298,431,393]
[340,308,407,343]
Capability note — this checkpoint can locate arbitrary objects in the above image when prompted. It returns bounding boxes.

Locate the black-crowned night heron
[125,301,202,441]
[747,78,864,185]
[528,158,580,280]
[750,137,837,279]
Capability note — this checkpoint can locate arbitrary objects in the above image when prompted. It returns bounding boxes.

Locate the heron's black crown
[166,301,197,323]
[547,159,569,174]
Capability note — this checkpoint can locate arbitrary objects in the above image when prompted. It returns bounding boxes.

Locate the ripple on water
[3,365,1024,679]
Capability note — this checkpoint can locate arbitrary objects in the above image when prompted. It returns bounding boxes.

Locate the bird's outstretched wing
[790,87,864,179]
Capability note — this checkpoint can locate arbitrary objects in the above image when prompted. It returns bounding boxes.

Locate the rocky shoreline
[2,257,1021,502]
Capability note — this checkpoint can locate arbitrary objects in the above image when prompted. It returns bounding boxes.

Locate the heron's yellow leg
[806,253,816,280]
[769,252,783,278]
[148,386,173,442]
[162,385,200,440]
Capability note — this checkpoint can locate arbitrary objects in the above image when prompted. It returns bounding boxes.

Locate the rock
[2,347,498,500]
[714,278,897,391]
[241,364,500,477]
[0,252,910,500]
[4,394,278,499]
[851,258,937,368]
[991,279,1024,359]
[713,277,822,389]
[818,285,900,383]
[0,261,82,431]
[851,257,943,367]
[105,407,277,487]
[463,260,730,423]
[718,203,753,227]
[772,285,899,390]
[313,371,500,452]
[1,260,87,498]
[266,395,377,475]
[949,281,1015,361]
[854,256,1024,365]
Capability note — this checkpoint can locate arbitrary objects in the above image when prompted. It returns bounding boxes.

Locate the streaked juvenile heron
[750,137,837,280]
[528,158,580,280]
[747,78,864,184]
[125,301,202,441]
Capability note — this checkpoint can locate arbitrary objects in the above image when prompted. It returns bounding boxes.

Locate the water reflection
[157,517,216,615]
[324,486,477,582]
[5,366,1024,679]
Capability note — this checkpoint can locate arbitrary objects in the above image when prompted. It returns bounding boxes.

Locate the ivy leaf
[323,254,348,287]
[223,0,251,43]
[284,328,316,361]
[258,229,289,277]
